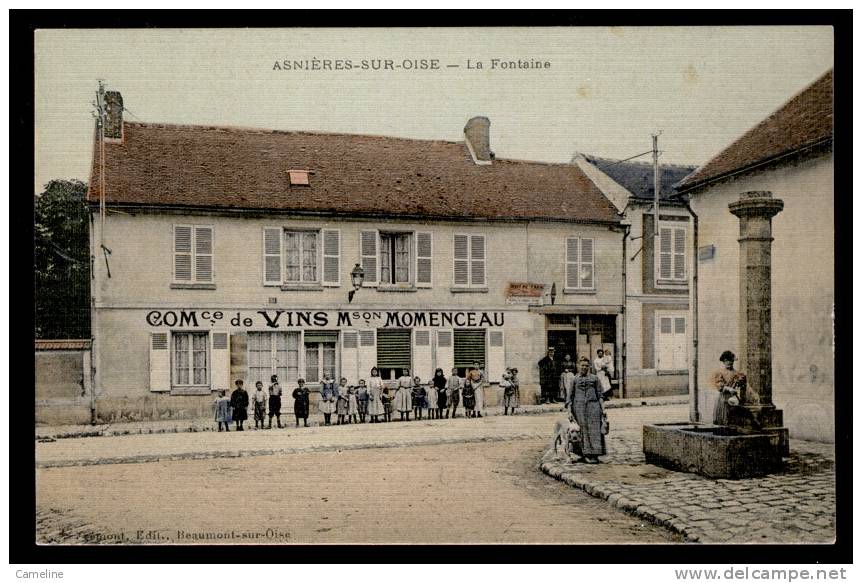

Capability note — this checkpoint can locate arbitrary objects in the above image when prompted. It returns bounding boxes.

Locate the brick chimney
[464,116,493,164]
[104,91,123,140]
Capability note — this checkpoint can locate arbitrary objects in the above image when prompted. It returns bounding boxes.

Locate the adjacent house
[573,154,696,398]
[83,95,626,422]
[675,69,834,443]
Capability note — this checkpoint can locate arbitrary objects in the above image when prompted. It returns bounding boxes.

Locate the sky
[34,26,833,193]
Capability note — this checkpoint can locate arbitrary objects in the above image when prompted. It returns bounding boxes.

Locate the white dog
[552,415,582,459]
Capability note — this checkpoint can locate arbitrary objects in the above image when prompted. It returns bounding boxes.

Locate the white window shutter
[658,227,672,280]
[580,238,594,289]
[415,232,433,287]
[470,235,486,286]
[673,228,686,280]
[174,225,192,282]
[360,230,378,286]
[412,329,433,380]
[149,332,171,392]
[263,227,283,286]
[194,226,214,283]
[487,330,505,383]
[322,229,341,287]
[566,237,579,289]
[357,329,377,379]
[210,332,229,392]
[453,234,469,286]
[435,330,454,375]
[341,331,359,385]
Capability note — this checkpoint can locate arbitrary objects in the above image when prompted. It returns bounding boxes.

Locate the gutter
[683,201,699,422]
[85,202,625,227]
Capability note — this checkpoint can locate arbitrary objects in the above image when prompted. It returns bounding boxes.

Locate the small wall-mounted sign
[506,282,549,306]
[698,244,716,261]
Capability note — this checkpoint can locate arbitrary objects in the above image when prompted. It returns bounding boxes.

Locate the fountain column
[727,191,789,451]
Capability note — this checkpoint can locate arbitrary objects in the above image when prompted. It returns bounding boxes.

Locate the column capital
[728,191,785,220]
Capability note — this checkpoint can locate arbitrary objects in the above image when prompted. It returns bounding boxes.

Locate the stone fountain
[642,191,790,479]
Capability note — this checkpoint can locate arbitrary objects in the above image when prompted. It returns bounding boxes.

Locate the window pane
[285,232,300,282]
[579,263,593,288]
[675,317,686,334]
[380,234,392,284]
[660,318,672,334]
[302,232,318,281]
[305,344,320,383]
[322,342,337,380]
[395,234,410,283]
[174,334,189,385]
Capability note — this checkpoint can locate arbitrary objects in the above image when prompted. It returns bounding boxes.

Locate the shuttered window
[263,228,283,285]
[174,225,213,283]
[453,234,485,287]
[285,231,318,283]
[376,329,411,379]
[172,332,209,387]
[565,236,594,290]
[380,232,411,285]
[657,225,687,283]
[454,329,486,370]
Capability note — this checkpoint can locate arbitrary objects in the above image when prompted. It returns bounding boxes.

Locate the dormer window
[288,170,310,186]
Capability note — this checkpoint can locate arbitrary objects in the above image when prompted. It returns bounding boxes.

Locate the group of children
[215,364,522,431]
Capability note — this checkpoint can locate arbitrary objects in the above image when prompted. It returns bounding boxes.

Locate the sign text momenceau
[145,309,505,329]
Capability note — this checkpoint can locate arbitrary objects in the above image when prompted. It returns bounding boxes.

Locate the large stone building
[85,97,626,422]
[675,69,834,443]
[574,154,695,398]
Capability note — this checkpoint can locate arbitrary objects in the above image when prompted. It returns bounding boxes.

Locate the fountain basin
[643,423,787,479]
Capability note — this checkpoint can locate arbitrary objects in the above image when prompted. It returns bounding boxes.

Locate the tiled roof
[35,339,91,351]
[678,69,833,191]
[582,155,695,201]
[88,122,621,224]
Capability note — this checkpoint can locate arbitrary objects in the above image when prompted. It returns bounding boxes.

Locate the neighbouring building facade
[675,69,834,443]
[574,154,696,398]
[84,97,626,422]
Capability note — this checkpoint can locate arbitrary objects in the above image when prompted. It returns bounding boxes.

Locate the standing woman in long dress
[366,367,384,423]
[710,350,743,425]
[395,369,413,421]
[432,368,447,419]
[469,362,486,418]
[568,357,606,464]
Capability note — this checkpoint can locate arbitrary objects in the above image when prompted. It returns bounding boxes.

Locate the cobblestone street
[540,430,835,544]
[35,402,835,544]
[36,404,686,545]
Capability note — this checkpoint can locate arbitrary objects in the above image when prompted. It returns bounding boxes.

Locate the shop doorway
[547,330,578,371]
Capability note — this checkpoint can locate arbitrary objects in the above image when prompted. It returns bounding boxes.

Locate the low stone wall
[36,349,92,425]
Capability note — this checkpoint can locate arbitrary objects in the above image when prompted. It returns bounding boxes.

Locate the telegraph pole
[652,132,661,235]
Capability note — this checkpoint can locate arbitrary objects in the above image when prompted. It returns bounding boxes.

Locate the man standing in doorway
[538,347,558,404]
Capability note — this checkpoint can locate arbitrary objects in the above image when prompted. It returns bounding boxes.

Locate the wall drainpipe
[684,201,700,422]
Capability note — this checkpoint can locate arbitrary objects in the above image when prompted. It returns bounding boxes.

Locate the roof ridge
[584,154,696,171]
[124,121,464,146]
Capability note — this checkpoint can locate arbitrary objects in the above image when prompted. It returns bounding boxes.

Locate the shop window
[172,332,209,387]
[304,331,338,383]
[454,328,486,377]
[376,328,411,380]
[248,331,300,386]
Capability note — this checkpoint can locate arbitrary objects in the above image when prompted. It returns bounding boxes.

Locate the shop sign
[506,282,547,306]
[145,309,505,329]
